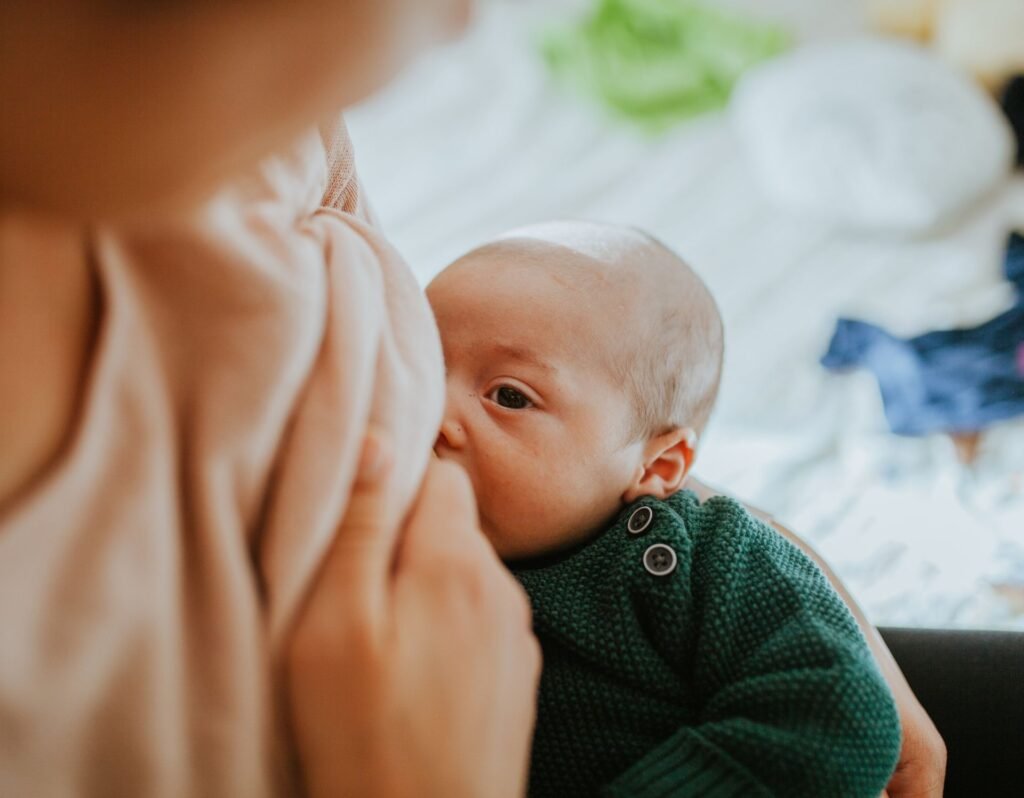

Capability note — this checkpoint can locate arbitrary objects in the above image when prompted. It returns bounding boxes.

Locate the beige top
[0,122,444,796]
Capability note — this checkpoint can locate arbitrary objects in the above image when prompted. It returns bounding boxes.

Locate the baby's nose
[435,418,467,452]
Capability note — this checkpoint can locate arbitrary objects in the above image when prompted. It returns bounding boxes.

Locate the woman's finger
[309,429,400,628]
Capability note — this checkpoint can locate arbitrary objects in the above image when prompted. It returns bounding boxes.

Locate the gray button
[643,543,677,576]
[627,506,654,535]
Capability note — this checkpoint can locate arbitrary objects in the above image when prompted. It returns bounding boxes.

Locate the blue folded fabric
[1001,75,1024,167]
[821,232,1024,435]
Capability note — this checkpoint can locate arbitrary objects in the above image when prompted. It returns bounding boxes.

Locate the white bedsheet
[348,0,1024,629]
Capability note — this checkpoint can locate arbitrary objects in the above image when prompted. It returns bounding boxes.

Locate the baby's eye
[490,385,533,410]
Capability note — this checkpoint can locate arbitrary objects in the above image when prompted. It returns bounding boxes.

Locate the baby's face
[427,240,646,560]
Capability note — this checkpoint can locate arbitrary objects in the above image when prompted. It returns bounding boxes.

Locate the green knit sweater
[511,491,901,798]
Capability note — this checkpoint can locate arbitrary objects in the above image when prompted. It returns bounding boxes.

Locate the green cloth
[512,491,901,797]
[543,0,789,129]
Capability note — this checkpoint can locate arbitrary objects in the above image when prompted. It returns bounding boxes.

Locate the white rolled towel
[730,38,1015,233]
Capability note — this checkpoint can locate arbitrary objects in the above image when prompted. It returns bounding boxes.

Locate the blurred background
[347,0,1024,629]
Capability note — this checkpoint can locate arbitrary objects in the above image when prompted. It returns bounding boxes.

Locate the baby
[427,221,901,798]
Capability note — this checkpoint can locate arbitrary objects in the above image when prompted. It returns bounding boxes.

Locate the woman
[0,1,942,795]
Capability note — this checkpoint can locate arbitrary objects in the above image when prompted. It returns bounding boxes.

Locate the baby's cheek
[489,470,595,559]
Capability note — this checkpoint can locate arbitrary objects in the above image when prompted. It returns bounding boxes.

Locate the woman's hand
[286,433,541,798]
[883,683,947,798]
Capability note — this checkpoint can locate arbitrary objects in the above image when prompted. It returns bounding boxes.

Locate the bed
[347,0,1024,630]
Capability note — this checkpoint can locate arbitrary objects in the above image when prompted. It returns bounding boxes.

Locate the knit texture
[513,491,901,798]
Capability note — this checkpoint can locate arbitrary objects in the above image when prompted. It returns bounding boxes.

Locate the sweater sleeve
[606,496,901,798]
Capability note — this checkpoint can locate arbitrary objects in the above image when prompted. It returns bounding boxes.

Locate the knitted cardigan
[512,491,901,797]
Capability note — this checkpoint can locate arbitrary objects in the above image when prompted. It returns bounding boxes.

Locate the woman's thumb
[312,428,398,612]
[337,428,395,539]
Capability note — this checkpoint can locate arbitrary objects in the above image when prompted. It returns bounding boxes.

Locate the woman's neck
[0,212,98,512]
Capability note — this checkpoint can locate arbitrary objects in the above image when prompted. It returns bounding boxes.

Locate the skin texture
[427,222,717,559]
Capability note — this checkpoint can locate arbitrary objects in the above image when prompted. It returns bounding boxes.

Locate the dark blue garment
[1001,75,1024,167]
[821,232,1024,436]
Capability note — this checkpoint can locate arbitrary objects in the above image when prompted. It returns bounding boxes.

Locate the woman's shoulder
[0,215,97,512]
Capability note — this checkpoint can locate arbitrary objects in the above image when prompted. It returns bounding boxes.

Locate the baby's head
[427,221,723,560]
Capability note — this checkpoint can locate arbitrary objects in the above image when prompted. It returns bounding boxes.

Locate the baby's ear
[622,427,698,502]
